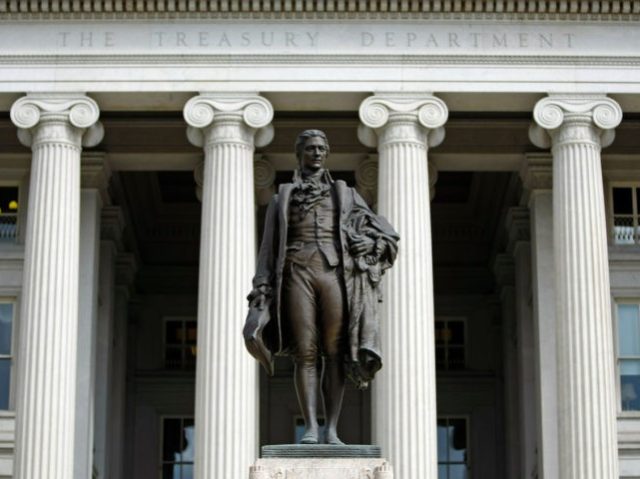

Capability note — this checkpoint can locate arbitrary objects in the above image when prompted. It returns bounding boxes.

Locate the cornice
[1,0,640,19]
[2,54,640,67]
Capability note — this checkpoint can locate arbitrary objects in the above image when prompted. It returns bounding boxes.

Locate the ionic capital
[355,154,379,207]
[529,94,622,150]
[183,93,274,149]
[10,93,103,149]
[254,155,276,206]
[358,93,448,149]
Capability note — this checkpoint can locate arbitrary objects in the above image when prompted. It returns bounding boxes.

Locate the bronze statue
[243,130,399,445]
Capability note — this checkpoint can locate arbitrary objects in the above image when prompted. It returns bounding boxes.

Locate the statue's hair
[294,129,330,162]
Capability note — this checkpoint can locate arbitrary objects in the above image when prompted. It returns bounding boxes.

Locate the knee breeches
[283,251,346,363]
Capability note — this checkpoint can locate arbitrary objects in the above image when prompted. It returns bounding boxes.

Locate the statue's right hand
[249,293,267,311]
[247,284,271,311]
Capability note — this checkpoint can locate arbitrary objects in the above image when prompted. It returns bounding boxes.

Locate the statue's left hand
[349,235,376,256]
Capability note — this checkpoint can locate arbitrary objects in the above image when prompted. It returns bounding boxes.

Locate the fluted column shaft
[10,94,103,479]
[184,94,273,479]
[531,95,622,479]
[359,94,448,479]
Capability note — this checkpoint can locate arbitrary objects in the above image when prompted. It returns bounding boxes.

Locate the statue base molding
[262,444,380,458]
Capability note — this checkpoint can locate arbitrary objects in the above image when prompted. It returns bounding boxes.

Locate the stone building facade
[0,2,640,478]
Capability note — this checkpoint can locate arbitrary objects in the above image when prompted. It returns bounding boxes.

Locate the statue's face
[300,136,328,173]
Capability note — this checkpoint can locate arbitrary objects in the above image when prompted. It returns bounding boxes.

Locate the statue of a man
[244,129,399,445]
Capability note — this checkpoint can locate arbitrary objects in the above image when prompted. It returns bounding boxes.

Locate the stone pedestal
[249,458,393,479]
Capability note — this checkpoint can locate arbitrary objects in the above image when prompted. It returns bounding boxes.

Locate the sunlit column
[530,94,622,479]
[184,93,274,479]
[10,93,103,479]
[359,93,448,479]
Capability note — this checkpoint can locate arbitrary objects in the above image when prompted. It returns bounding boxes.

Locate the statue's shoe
[324,432,345,445]
[300,430,319,444]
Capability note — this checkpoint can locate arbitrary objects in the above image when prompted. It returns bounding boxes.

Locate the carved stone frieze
[10,93,103,149]
[529,94,622,150]
[249,458,393,479]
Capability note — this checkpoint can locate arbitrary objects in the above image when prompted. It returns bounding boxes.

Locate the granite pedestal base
[250,446,393,479]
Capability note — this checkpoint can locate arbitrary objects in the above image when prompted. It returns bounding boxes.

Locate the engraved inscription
[51,27,577,51]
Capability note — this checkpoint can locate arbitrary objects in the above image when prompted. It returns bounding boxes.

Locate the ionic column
[184,93,273,479]
[359,93,448,479]
[10,93,103,479]
[530,94,622,479]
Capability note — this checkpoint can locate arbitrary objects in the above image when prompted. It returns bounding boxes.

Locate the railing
[0,214,17,242]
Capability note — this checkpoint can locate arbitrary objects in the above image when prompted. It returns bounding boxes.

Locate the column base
[250,457,393,479]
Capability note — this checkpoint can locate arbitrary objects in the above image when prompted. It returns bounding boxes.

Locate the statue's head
[295,129,330,173]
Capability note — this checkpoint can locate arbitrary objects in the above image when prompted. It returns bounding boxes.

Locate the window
[161,417,194,479]
[435,318,466,370]
[0,186,18,243]
[611,186,640,245]
[164,318,197,370]
[617,303,640,411]
[0,300,15,410]
[438,417,470,479]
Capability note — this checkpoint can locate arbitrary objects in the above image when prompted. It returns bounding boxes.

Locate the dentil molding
[2,0,640,19]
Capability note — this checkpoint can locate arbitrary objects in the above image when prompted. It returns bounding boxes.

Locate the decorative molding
[115,252,137,292]
[2,0,640,18]
[3,54,640,67]
[100,206,125,244]
[520,153,552,192]
[505,206,530,254]
[529,94,622,149]
[81,152,112,205]
[183,93,274,149]
[10,93,103,148]
[359,93,448,149]
[254,154,276,207]
[355,154,378,207]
